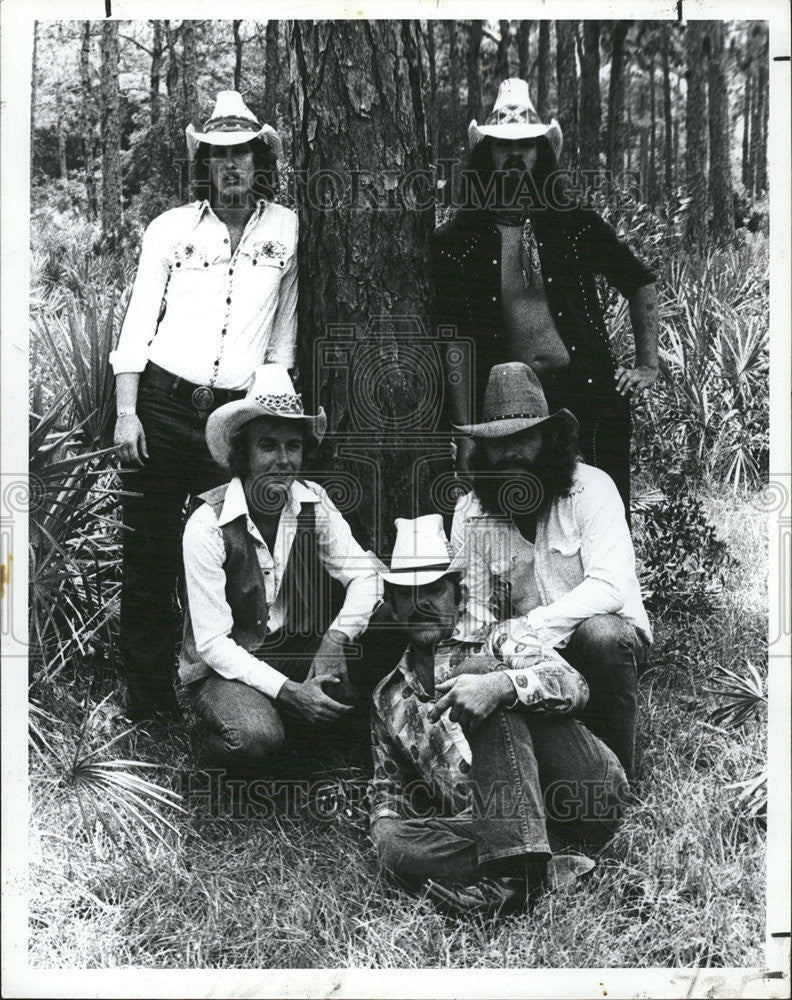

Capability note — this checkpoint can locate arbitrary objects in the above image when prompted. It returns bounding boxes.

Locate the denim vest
[178,483,344,684]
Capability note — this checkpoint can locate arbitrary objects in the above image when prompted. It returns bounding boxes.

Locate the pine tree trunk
[233,20,243,91]
[100,21,123,247]
[638,82,648,200]
[741,70,752,190]
[466,21,483,128]
[661,23,673,198]
[606,21,630,176]
[150,20,163,126]
[537,21,550,119]
[517,20,531,80]
[264,20,280,125]
[752,56,768,194]
[649,53,657,206]
[289,20,436,548]
[707,23,734,241]
[181,21,199,132]
[684,21,708,245]
[579,21,601,174]
[425,20,438,159]
[447,21,462,149]
[31,22,39,138]
[555,21,579,170]
[80,22,98,219]
[496,20,510,81]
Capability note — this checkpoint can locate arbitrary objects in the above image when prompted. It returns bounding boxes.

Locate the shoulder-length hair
[192,139,279,204]
[455,135,576,214]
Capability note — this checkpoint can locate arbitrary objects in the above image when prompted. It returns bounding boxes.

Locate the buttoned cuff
[253,663,290,701]
[504,669,546,709]
[109,346,149,375]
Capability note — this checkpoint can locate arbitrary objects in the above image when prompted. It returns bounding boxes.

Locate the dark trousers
[372,708,627,886]
[120,375,227,715]
[187,604,407,769]
[561,614,649,781]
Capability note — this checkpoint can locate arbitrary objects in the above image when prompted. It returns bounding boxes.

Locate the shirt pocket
[166,241,217,289]
[241,238,292,274]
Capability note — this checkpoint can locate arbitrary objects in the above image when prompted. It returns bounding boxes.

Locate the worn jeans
[187,604,407,769]
[372,707,627,886]
[560,613,649,781]
[119,374,227,715]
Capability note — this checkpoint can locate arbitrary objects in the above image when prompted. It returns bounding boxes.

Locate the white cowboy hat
[453,362,578,439]
[469,78,563,159]
[185,90,282,160]
[372,514,466,588]
[206,364,326,471]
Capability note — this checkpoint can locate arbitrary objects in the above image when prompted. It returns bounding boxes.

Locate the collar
[395,639,467,698]
[193,197,270,227]
[217,476,319,527]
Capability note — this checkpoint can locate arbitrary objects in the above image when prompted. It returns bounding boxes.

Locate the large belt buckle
[191,385,215,413]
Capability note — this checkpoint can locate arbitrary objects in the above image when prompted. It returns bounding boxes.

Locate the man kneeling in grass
[179,363,390,769]
[368,515,628,915]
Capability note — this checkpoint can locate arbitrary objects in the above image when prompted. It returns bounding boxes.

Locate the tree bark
[447,21,462,149]
[649,52,657,206]
[181,21,199,132]
[150,20,163,126]
[517,20,531,80]
[661,23,673,198]
[555,20,579,170]
[100,21,123,247]
[684,21,708,244]
[606,21,630,176]
[578,21,601,175]
[496,20,511,81]
[741,69,752,190]
[707,22,734,241]
[31,22,39,138]
[466,20,483,128]
[81,22,98,219]
[536,21,550,119]
[233,20,243,91]
[751,28,768,195]
[264,20,280,125]
[289,20,437,549]
[425,20,438,158]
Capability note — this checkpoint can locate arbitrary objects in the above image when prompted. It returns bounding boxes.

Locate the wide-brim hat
[469,78,563,159]
[206,364,326,472]
[453,362,578,439]
[186,89,282,160]
[372,514,466,587]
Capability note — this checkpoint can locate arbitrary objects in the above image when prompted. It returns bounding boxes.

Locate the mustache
[491,461,534,473]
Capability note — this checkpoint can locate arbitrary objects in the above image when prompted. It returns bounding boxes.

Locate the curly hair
[456,135,576,214]
[192,139,278,204]
[468,415,580,518]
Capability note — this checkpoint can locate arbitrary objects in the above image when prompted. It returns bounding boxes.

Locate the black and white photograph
[1,1,790,996]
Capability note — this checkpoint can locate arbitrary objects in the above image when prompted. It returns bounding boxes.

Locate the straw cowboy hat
[206,364,326,471]
[186,90,282,160]
[372,515,466,588]
[469,78,563,159]
[453,362,578,439]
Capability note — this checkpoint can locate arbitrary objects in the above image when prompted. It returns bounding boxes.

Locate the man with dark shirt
[432,78,659,511]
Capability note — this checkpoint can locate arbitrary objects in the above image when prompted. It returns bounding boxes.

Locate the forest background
[26,18,771,969]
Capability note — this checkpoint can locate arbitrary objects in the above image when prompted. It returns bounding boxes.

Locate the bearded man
[450,362,652,780]
[433,78,659,512]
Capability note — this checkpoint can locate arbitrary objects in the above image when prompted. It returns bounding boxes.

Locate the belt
[142,362,246,413]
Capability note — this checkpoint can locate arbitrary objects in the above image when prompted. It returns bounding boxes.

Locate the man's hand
[614,364,658,398]
[428,672,514,732]
[114,413,149,466]
[276,675,355,726]
[306,629,348,682]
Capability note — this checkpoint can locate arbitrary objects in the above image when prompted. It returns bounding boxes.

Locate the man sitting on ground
[368,515,627,915]
[450,361,652,780]
[180,363,388,769]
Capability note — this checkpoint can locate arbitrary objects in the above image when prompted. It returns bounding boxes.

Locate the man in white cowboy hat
[110,90,299,720]
[368,514,628,915]
[449,362,652,781]
[179,364,399,769]
[432,77,658,514]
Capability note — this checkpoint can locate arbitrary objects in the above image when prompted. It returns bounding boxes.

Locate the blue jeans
[372,707,627,886]
[119,374,227,716]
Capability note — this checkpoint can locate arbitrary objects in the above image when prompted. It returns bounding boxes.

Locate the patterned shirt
[369,641,590,825]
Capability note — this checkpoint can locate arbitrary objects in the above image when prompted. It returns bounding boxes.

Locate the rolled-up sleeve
[314,491,382,640]
[109,216,171,374]
[574,209,656,300]
[182,505,289,700]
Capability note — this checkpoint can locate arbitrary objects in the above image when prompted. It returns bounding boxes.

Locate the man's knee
[213,712,286,767]
[569,615,637,668]
[372,818,418,881]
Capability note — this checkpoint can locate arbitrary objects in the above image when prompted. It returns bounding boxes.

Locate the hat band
[203,115,261,133]
[487,107,543,127]
[481,412,545,422]
[387,562,451,574]
[254,392,305,416]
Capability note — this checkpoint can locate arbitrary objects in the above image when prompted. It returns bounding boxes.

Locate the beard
[469,442,577,519]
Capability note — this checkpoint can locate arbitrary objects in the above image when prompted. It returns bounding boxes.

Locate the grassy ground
[28,487,767,969]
